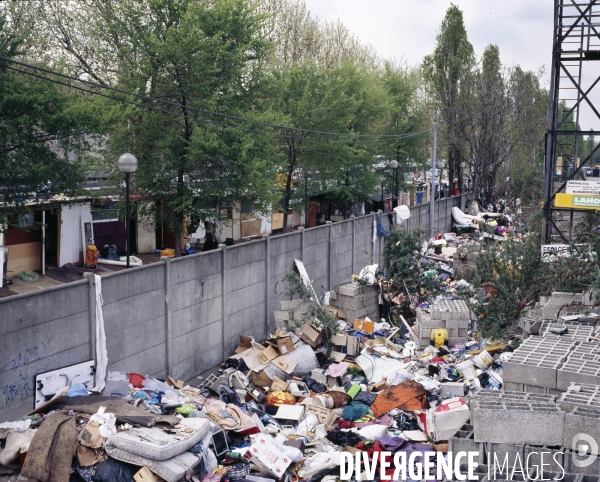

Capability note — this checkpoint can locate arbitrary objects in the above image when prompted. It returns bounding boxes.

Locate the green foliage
[90,0,277,254]
[280,270,311,300]
[283,270,339,356]
[467,235,544,339]
[0,15,102,229]
[384,228,423,300]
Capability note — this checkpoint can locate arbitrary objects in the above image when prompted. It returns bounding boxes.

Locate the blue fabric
[66,383,89,398]
[376,213,387,238]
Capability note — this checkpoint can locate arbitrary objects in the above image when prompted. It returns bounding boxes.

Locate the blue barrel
[416,191,424,205]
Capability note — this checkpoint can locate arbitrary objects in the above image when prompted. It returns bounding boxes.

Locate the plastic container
[312,394,334,409]
[129,373,145,389]
[456,359,476,381]
[104,370,130,397]
[472,350,494,370]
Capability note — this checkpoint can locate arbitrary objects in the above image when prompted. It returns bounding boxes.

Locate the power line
[0,56,430,141]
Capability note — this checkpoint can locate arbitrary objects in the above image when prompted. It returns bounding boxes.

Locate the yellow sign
[555,192,600,210]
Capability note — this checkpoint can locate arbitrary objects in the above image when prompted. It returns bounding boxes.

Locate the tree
[267,61,392,230]
[0,16,101,229]
[455,47,546,204]
[422,4,474,193]
[25,0,279,256]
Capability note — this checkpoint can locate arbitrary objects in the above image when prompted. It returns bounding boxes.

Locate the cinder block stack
[564,407,600,456]
[542,322,595,343]
[328,283,379,322]
[540,291,594,319]
[414,300,470,347]
[503,336,575,393]
[517,313,543,336]
[557,341,600,390]
[559,383,600,413]
[274,299,312,329]
[452,245,480,277]
[470,390,564,446]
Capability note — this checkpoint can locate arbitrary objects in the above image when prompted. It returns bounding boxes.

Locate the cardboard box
[331,333,360,356]
[271,355,298,374]
[266,332,295,356]
[134,467,164,482]
[354,318,374,333]
[167,376,184,389]
[301,324,323,347]
[244,435,292,477]
[270,376,289,391]
[257,346,279,365]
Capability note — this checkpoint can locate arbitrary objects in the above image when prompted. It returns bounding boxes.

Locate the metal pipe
[430,122,438,239]
[125,172,131,268]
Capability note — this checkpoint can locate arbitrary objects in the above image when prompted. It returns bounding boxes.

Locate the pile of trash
[0,279,514,482]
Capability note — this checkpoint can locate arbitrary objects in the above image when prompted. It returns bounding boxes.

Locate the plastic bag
[102,245,119,261]
[91,459,134,482]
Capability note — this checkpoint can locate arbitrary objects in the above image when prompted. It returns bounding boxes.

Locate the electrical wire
[0,56,431,141]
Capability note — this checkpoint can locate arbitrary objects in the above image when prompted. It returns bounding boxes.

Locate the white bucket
[456,359,476,381]
[312,394,334,409]
[472,350,494,370]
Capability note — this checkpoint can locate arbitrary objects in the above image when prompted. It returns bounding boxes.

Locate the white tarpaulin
[393,205,411,225]
[91,274,108,392]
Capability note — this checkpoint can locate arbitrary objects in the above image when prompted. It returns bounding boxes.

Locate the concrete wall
[0,195,467,417]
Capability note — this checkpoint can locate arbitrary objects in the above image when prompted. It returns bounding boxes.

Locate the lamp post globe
[117,153,138,173]
[390,160,398,169]
[118,153,137,268]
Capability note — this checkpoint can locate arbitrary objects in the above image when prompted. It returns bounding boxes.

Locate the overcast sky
[304,0,553,81]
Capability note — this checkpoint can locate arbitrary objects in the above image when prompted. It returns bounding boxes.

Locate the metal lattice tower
[544,0,600,242]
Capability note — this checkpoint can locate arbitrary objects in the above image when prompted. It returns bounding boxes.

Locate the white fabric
[393,205,411,225]
[258,214,272,235]
[91,274,108,392]
[451,207,475,225]
[372,217,377,244]
[0,420,31,432]
[355,424,389,440]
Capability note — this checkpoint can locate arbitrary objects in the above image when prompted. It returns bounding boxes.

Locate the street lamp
[390,160,398,208]
[117,153,138,268]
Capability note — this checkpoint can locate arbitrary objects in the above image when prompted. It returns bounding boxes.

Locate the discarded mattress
[104,418,209,460]
[98,255,143,267]
[451,207,478,226]
[106,449,203,482]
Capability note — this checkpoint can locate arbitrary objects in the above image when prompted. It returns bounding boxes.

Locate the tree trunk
[282,141,295,232]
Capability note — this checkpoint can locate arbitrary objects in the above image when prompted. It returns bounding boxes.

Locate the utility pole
[430,122,438,239]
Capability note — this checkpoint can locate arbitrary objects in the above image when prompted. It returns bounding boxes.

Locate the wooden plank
[272,213,284,230]
[7,241,41,274]
[241,219,261,238]
[466,343,510,355]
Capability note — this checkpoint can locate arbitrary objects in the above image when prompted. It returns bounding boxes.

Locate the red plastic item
[129,372,145,389]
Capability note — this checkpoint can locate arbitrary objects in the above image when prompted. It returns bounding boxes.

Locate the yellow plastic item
[160,249,176,258]
[430,328,448,348]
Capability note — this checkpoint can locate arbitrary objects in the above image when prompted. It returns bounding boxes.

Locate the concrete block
[503,382,524,392]
[564,448,600,476]
[564,408,600,455]
[449,423,486,465]
[559,383,600,412]
[274,310,294,321]
[524,384,548,394]
[472,391,564,446]
[524,445,565,475]
[439,381,466,397]
[503,336,575,389]
[487,442,524,470]
[279,299,303,311]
